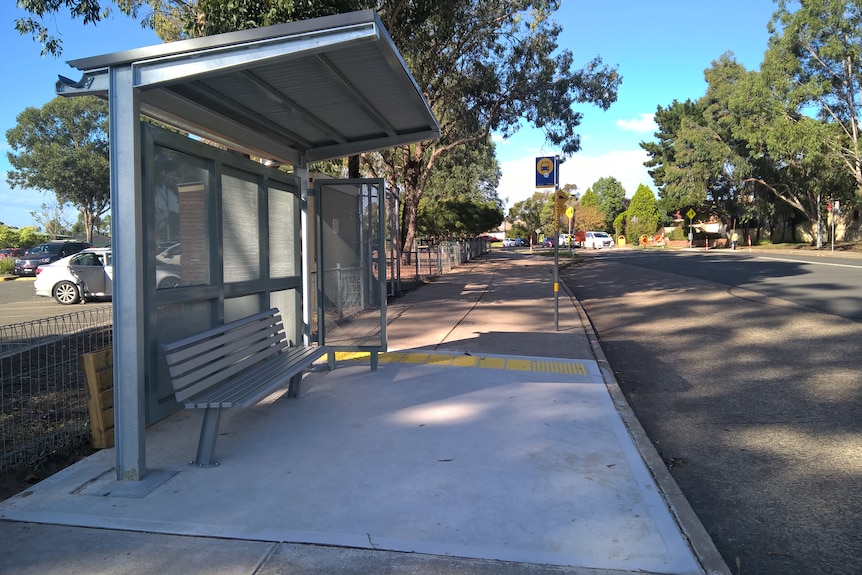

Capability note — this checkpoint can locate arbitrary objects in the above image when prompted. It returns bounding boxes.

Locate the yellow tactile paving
[505,359,533,371]
[450,355,480,367]
[401,352,433,364]
[335,350,589,375]
[478,356,506,369]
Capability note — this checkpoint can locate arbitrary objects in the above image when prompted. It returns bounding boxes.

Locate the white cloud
[615,113,658,133]
[496,149,654,211]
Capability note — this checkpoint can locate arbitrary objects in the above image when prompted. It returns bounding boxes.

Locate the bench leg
[288,371,303,399]
[194,406,222,467]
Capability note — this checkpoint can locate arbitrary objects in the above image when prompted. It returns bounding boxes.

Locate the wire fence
[0,307,113,473]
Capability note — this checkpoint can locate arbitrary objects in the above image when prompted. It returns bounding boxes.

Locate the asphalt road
[562,249,862,575]
[0,277,111,326]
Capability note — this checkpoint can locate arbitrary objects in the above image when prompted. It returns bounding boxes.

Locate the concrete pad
[0,352,701,575]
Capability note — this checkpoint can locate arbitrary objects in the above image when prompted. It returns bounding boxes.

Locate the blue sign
[535,156,556,188]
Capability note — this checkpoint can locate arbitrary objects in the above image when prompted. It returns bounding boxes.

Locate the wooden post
[81,348,115,449]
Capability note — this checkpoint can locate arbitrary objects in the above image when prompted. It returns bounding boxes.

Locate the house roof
[56,10,439,165]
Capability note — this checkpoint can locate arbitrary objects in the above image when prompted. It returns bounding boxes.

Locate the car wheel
[54,281,81,305]
[158,276,180,289]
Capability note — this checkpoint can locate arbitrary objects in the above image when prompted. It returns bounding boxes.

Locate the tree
[590,176,627,230]
[625,184,660,244]
[30,201,72,239]
[641,98,706,212]
[6,96,111,242]
[730,44,852,245]
[579,187,600,208]
[770,0,862,197]
[509,190,552,241]
[0,225,19,248]
[573,204,604,232]
[377,0,620,255]
[418,136,503,239]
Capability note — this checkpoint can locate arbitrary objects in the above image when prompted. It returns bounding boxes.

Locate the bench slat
[185,346,327,408]
[162,308,283,353]
[169,333,287,396]
[165,317,286,370]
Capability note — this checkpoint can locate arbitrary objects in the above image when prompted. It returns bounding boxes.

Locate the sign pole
[536,155,562,331]
[686,208,697,249]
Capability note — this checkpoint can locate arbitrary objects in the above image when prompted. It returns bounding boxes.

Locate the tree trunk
[348,155,359,179]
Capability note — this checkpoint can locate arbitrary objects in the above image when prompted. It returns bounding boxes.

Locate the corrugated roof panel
[58,10,439,164]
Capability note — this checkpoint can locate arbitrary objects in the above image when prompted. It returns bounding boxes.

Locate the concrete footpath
[0,250,730,575]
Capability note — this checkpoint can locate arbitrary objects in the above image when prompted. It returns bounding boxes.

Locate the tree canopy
[590,176,627,231]
[640,3,861,245]
[6,96,111,242]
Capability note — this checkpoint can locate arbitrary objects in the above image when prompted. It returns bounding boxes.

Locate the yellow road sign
[565,206,574,219]
[686,208,696,220]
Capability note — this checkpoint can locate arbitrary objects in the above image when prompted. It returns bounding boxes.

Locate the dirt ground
[0,444,98,502]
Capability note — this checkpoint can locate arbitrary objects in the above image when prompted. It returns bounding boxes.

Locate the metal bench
[162,308,327,467]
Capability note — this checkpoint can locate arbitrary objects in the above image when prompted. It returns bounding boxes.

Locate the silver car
[34,248,181,305]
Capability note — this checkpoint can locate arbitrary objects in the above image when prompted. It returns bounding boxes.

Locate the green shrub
[0,258,15,274]
[667,227,686,241]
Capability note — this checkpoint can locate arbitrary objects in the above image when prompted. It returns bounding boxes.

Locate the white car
[34,248,181,305]
[583,231,615,249]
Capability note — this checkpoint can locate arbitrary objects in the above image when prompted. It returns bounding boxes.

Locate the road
[0,277,111,326]
[562,249,862,575]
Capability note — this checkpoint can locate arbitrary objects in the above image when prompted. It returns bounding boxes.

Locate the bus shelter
[55,10,439,482]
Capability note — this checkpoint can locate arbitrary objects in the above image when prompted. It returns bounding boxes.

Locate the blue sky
[495,0,779,211]
[1,1,778,229]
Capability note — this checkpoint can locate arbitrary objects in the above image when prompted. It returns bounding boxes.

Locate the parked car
[542,237,555,248]
[583,231,615,249]
[0,247,24,258]
[13,240,92,276]
[515,238,527,247]
[156,242,181,265]
[34,247,181,305]
[502,238,523,247]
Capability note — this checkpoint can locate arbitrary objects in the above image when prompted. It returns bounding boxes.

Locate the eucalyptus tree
[6,96,110,242]
[770,0,862,197]
[418,136,503,239]
[729,43,853,244]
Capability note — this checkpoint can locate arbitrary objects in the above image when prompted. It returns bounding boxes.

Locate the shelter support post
[109,64,147,480]
[298,161,313,346]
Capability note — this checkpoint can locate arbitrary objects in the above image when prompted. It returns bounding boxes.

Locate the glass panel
[152,146,211,288]
[318,181,384,348]
[268,184,297,278]
[270,289,300,346]
[225,294,262,324]
[222,170,260,282]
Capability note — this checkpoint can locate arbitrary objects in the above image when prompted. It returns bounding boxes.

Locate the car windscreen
[28,244,61,255]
